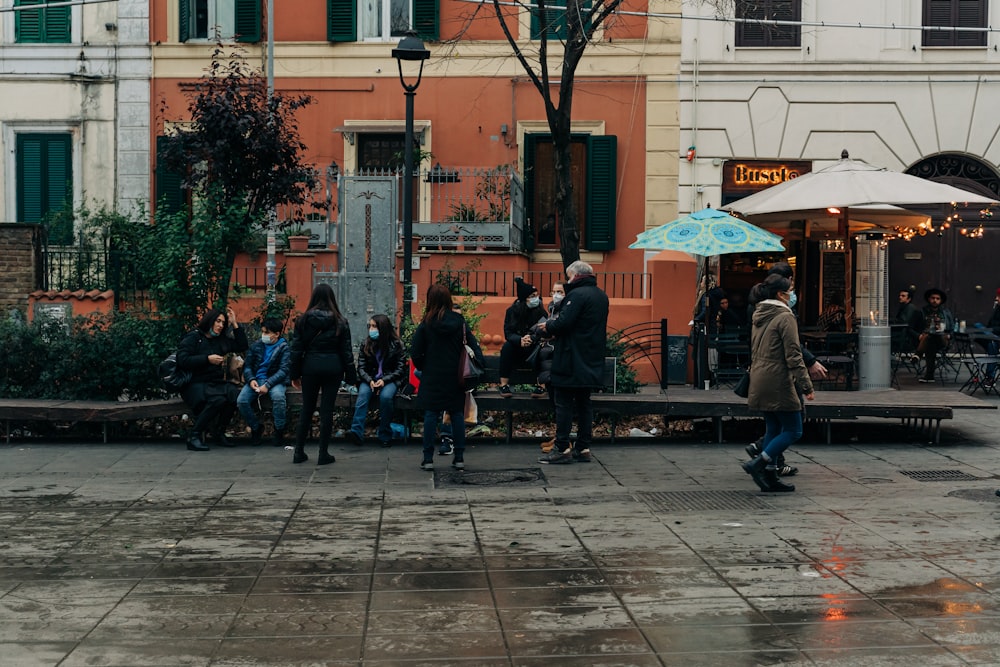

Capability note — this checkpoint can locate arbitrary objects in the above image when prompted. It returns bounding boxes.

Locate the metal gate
[316,174,398,349]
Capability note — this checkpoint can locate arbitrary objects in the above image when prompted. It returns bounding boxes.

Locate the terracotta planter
[287,235,310,252]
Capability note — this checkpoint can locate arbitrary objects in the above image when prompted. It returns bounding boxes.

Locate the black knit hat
[515,277,537,302]
[924,288,947,305]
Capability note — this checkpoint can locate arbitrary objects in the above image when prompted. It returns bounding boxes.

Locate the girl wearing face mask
[497,277,548,398]
[348,314,407,447]
[533,282,565,452]
[742,274,814,493]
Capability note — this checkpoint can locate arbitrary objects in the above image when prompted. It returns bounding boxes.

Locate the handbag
[159,352,193,393]
[460,327,484,384]
[733,370,750,398]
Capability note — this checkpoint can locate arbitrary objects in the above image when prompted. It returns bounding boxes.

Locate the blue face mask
[787,290,798,308]
[527,297,541,309]
[368,329,380,341]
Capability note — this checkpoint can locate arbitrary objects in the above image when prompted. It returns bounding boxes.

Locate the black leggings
[181,381,238,435]
[296,371,344,449]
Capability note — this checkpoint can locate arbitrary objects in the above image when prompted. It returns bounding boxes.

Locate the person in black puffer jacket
[176,306,249,452]
[348,313,408,447]
[531,281,564,453]
[289,284,357,466]
[497,277,547,398]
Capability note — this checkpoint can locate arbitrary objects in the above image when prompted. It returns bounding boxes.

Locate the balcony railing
[430,270,652,300]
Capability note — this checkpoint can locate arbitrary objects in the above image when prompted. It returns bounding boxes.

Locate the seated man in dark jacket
[497,277,547,397]
[237,317,291,447]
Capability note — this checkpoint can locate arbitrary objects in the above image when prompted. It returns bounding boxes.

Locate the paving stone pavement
[2,411,1000,666]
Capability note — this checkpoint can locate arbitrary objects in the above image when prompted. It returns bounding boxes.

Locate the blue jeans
[350,382,398,443]
[237,383,288,431]
[422,409,465,462]
[761,410,803,462]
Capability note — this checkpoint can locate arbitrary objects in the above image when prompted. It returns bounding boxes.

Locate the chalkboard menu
[822,252,846,306]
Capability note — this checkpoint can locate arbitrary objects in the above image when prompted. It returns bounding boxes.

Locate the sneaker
[439,438,454,456]
[540,437,556,453]
[498,384,514,397]
[452,459,465,470]
[778,464,799,477]
[346,430,364,446]
[572,448,592,463]
[538,449,573,464]
[745,442,761,458]
[530,385,547,398]
[420,460,434,471]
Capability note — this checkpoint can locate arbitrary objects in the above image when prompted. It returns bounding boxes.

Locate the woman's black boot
[317,444,335,466]
[292,443,308,464]
[741,455,772,491]
[762,466,795,492]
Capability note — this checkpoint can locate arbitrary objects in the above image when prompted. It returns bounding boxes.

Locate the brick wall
[0,224,43,314]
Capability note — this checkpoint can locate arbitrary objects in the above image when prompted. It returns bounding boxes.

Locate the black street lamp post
[392,30,430,322]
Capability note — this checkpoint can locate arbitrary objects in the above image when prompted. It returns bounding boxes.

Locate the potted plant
[280,225,310,252]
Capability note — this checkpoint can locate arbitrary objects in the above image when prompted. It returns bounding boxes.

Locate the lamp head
[392,31,430,62]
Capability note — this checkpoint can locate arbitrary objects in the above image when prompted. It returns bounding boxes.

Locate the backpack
[159,352,193,393]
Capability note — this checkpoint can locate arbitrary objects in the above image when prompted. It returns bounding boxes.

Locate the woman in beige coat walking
[742,274,814,492]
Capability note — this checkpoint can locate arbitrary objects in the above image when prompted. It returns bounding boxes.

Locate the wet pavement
[2,410,1000,666]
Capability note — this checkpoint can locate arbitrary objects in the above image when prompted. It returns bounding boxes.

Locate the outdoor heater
[855,233,891,390]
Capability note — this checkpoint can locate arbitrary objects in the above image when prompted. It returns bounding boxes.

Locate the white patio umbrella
[722,150,998,325]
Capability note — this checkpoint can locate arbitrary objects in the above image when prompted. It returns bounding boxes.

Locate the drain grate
[899,469,981,482]
[635,490,774,512]
[434,468,548,488]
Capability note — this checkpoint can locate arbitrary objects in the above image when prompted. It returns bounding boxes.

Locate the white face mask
[261,335,273,345]
[527,297,541,308]
[552,293,564,304]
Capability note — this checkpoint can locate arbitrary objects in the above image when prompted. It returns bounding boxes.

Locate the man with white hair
[536,261,609,464]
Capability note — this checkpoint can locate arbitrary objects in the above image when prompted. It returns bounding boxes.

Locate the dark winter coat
[176,327,249,386]
[920,305,955,336]
[748,300,812,412]
[290,309,357,384]
[503,299,547,345]
[988,305,1000,336]
[242,338,291,389]
[894,302,923,346]
[357,339,408,387]
[545,275,609,389]
[410,310,484,412]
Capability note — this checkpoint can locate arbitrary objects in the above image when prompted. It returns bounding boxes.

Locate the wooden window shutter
[531,0,590,41]
[155,136,187,217]
[15,0,44,43]
[956,0,987,46]
[17,134,73,242]
[585,135,617,251]
[235,0,261,43]
[736,0,800,48]
[923,0,986,47]
[327,0,356,42]
[178,0,190,42]
[413,0,439,41]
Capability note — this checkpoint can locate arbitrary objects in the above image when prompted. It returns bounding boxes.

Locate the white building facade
[677,0,1000,322]
[0,0,150,238]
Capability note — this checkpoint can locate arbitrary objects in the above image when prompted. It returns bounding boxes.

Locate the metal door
[316,174,398,349]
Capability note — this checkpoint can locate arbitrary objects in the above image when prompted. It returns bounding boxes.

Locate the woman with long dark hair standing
[289,284,357,465]
[410,284,484,471]
[176,306,248,451]
[348,314,407,447]
[742,273,814,492]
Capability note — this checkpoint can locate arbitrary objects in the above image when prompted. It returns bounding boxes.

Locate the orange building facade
[148,0,689,383]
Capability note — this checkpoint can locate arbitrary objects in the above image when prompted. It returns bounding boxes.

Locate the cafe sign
[722,159,812,194]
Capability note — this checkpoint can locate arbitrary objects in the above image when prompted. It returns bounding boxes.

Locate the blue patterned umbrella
[629,207,785,255]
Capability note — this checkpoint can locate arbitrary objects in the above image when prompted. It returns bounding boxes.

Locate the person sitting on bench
[498,277,547,398]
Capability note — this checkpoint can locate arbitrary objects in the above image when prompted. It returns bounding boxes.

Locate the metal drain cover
[434,468,547,488]
[636,490,774,512]
[899,470,981,482]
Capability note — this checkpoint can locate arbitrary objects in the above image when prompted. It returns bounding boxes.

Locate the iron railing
[429,270,652,300]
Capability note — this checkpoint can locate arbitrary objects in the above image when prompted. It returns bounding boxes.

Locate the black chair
[708,332,749,388]
[811,332,858,391]
[890,324,921,387]
[955,332,1000,395]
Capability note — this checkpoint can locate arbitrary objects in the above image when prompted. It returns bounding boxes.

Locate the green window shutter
[17,133,73,243]
[585,135,617,251]
[178,0,190,42]
[15,0,43,43]
[235,0,261,42]
[522,134,538,252]
[531,0,590,41]
[413,0,439,41]
[155,136,187,217]
[327,0,356,42]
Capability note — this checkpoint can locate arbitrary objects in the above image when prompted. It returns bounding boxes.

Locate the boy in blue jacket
[237,317,292,446]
